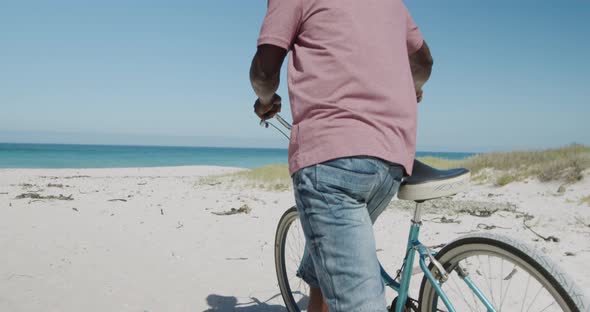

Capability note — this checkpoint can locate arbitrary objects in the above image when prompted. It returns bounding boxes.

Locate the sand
[0,166,588,311]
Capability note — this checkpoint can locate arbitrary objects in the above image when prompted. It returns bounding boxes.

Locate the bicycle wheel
[418,233,588,312]
[275,206,308,312]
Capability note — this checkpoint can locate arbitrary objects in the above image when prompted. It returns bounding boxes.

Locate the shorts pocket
[315,159,380,218]
[315,158,380,193]
[316,163,377,193]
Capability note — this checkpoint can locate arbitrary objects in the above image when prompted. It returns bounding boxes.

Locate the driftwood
[15,193,73,201]
[108,199,127,202]
[522,215,560,242]
[47,183,68,188]
[211,204,252,216]
[477,223,511,230]
[458,208,499,217]
[425,216,461,224]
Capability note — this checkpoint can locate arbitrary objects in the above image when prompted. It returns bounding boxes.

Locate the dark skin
[249,42,433,312]
[409,42,434,102]
[250,44,287,120]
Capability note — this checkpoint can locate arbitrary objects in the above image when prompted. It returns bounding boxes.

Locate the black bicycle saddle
[398,159,471,201]
[403,159,470,185]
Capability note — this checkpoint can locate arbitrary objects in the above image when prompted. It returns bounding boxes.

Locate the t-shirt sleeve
[257,0,302,50]
[404,4,424,54]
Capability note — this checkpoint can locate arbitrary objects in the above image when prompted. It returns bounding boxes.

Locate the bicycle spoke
[500,258,504,306]
[449,272,478,311]
[487,255,497,307]
[475,255,494,308]
[537,301,557,312]
[460,260,483,312]
[520,275,531,312]
[498,265,516,311]
[524,280,545,312]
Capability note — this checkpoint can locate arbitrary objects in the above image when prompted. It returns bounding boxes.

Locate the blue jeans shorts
[292,156,404,312]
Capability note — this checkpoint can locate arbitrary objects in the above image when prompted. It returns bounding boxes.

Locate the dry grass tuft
[494,174,517,187]
[211,164,291,192]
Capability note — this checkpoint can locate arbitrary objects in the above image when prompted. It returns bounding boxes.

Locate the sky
[0,0,589,152]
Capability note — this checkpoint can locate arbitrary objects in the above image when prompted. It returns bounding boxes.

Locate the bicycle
[262,115,589,312]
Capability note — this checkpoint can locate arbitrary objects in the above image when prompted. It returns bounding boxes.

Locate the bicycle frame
[382,203,496,312]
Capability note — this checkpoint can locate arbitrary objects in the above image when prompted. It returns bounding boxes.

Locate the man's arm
[251,0,301,119]
[409,41,433,102]
[250,44,287,105]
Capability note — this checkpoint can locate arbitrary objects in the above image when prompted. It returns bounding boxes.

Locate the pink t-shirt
[258,0,424,176]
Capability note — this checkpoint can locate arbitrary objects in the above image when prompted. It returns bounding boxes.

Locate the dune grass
[216,144,589,191]
[224,164,291,191]
[421,144,589,185]
[416,157,462,169]
[460,144,589,185]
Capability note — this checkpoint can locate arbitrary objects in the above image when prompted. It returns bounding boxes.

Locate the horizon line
[1,141,480,154]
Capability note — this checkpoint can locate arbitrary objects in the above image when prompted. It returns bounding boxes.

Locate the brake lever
[260,114,291,140]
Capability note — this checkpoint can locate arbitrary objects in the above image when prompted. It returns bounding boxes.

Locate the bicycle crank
[388,296,419,312]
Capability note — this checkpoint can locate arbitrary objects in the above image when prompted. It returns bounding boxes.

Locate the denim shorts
[292,156,404,312]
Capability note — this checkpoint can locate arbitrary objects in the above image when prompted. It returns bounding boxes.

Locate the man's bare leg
[308,287,329,312]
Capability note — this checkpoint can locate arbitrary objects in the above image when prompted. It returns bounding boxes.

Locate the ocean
[0,143,475,169]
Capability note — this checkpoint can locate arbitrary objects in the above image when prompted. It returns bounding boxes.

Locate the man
[250,0,432,311]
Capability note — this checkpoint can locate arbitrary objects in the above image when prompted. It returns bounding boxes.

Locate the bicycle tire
[275,206,307,312]
[418,233,588,312]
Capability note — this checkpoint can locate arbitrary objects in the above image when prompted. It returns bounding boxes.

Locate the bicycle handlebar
[260,114,292,140]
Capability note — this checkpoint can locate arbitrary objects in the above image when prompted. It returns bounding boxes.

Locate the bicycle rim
[419,234,585,312]
[275,207,309,311]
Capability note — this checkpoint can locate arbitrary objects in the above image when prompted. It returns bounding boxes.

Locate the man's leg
[292,157,402,312]
[308,287,329,312]
[296,246,327,311]
[302,159,402,311]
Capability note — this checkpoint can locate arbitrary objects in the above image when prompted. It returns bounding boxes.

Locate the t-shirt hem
[289,149,414,177]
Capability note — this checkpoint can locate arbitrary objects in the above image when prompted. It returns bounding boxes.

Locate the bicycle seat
[397,159,470,201]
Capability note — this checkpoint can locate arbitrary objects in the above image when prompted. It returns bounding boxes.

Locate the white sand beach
[1,166,589,311]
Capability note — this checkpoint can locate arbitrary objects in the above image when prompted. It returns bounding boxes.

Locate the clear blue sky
[1,0,588,152]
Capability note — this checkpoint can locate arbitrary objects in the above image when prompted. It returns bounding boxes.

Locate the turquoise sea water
[0,143,476,169]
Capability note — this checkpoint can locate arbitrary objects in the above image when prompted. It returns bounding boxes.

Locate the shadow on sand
[203,293,309,312]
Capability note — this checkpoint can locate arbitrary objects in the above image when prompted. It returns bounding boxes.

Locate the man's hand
[254,93,282,120]
[416,88,423,103]
[409,41,433,103]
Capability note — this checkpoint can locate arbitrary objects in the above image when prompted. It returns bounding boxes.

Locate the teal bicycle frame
[381,202,497,312]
